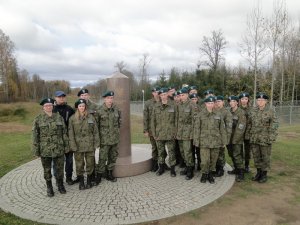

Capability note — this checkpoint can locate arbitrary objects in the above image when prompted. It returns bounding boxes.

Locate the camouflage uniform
[96,103,121,174]
[247,105,278,173]
[151,100,177,168]
[68,113,99,176]
[240,105,252,171]
[32,112,68,182]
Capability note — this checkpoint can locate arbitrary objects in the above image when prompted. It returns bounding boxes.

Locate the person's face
[43,103,53,113]
[80,93,90,101]
[168,89,175,96]
[256,98,267,108]
[229,100,238,108]
[240,97,249,106]
[180,93,188,102]
[174,95,180,103]
[55,96,66,105]
[104,96,114,106]
[191,98,198,104]
[160,92,168,102]
[78,103,86,113]
[205,102,215,111]
[216,100,224,108]
[152,91,159,98]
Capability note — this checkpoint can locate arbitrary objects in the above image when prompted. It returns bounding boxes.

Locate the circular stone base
[113,144,152,177]
[0,157,235,225]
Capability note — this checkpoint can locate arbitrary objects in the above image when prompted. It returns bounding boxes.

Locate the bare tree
[114,61,127,73]
[199,29,227,71]
[240,2,268,105]
[139,53,151,85]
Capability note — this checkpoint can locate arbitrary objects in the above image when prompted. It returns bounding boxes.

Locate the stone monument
[106,72,152,177]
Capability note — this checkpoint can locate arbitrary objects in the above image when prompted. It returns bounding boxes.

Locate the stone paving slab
[0,152,235,225]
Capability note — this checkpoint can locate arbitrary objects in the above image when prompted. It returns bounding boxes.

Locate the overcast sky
[0,0,299,87]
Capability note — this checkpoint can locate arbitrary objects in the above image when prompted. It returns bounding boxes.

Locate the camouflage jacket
[143,98,158,135]
[68,113,100,152]
[98,103,121,145]
[193,108,227,148]
[32,112,68,157]
[176,99,195,140]
[216,107,233,145]
[247,105,279,146]
[229,107,246,144]
[86,100,100,123]
[240,105,251,140]
[151,100,176,140]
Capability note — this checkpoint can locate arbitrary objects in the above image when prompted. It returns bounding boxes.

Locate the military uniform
[68,102,99,189]
[32,98,68,197]
[240,104,252,172]
[247,94,278,183]
[151,96,177,176]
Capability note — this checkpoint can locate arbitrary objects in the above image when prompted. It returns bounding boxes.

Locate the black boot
[170,165,176,177]
[258,171,268,183]
[185,166,193,180]
[90,170,96,186]
[151,159,158,172]
[156,164,165,176]
[57,179,66,194]
[95,173,102,186]
[85,175,92,189]
[244,160,250,173]
[66,176,74,185]
[46,180,54,197]
[79,176,85,190]
[208,172,215,184]
[215,166,224,177]
[107,170,117,182]
[235,169,244,182]
[252,168,262,182]
[200,173,207,183]
[180,167,187,175]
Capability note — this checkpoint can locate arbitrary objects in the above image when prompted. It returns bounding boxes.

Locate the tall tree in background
[199,29,227,71]
[240,1,268,106]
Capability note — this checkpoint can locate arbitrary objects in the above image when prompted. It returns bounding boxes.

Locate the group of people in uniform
[32,89,121,197]
[143,85,279,184]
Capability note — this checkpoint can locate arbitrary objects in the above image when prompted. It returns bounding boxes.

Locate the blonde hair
[75,108,88,120]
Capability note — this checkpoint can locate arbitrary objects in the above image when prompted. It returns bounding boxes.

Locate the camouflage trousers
[74,151,95,176]
[251,144,272,171]
[243,139,251,161]
[97,144,119,173]
[149,135,158,160]
[227,144,243,169]
[41,156,64,181]
[216,146,226,168]
[178,140,194,167]
[200,148,219,173]
[156,140,176,166]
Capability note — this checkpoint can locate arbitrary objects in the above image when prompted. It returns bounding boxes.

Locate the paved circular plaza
[0,148,235,225]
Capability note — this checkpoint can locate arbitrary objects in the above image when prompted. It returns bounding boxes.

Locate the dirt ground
[0,122,30,133]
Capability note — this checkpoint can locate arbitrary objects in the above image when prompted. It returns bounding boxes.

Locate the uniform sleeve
[245,109,253,140]
[93,117,100,148]
[220,116,227,146]
[61,116,70,153]
[269,108,279,142]
[234,111,247,144]
[31,118,40,157]
[68,117,78,152]
[225,111,233,145]
[150,106,157,138]
[143,101,150,133]
[193,112,200,147]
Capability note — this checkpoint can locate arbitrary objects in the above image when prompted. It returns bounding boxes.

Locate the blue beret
[158,87,169,94]
[55,90,66,97]
[189,93,198,99]
[204,96,216,103]
[239,92,250,99]
[77,89,89,97]
[40,98,55,106]
[228,96,239,102]
[102,90,114,97]
[75,99,87,108]
[216,95,224,101]
[256,92,269,99]
[151,86,161,92]
[203,89,214,96]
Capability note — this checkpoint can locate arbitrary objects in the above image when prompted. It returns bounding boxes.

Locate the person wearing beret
[246,93,279,183]
[167,85,176,101]
[143,87,161,173]
[188,86,198,95]
[176,88,196,180]
[214,95,233,177]
[32,98,68,197]
[227,96,247,182]
[96,91,121,183]
[203,89,215,98]
[151,88,177,177]
[68,99,100,190]
[52,91,77,185]
[193,96,227,184]
[239,92,252,173]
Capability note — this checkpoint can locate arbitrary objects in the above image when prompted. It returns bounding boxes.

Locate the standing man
[151,88,177,177]
[96,91,121,183]
[143,87,160,172]
[32,98,68,197]
[227,96,247,182]
[176,88,195,180]
[53,91,76,185]
[247,93,279,183]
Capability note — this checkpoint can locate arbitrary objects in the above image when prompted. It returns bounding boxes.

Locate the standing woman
[32,98,68,197]
[68,99,100,190]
